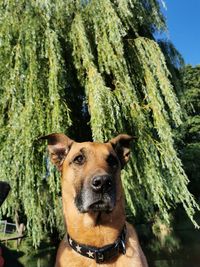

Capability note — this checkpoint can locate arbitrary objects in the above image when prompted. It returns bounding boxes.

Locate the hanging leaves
[0,1,71,246]
[0,0,199,246]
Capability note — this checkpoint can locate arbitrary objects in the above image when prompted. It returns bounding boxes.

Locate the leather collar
[66,225,126,263]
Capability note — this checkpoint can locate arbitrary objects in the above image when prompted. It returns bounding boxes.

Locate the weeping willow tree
[0,0,199,246]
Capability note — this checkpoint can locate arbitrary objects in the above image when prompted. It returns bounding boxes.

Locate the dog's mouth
[88,199,114,212]
[75,190,116,213]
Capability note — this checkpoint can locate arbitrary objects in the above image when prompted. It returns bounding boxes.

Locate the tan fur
[42,134,148,267]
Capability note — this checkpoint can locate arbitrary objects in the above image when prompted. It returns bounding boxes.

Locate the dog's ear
[109,134,134,168]
[39,133,73,171]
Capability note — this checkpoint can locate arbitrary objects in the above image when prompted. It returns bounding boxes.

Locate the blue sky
[161,0,200,66]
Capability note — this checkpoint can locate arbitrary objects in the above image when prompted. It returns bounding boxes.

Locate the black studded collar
[66,225,126,263]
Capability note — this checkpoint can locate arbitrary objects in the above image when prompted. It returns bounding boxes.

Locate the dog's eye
[107,154,118,167]
[73,155,85,165]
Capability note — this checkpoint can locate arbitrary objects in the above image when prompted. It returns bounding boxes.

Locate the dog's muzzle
[75,175,116,213]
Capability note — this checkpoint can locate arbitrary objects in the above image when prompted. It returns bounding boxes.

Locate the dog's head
[41,134,133,214]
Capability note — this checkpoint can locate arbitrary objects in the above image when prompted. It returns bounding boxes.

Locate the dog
[41,133,148,267]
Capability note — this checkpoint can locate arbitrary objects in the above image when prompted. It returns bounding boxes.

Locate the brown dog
[42,133,148,267]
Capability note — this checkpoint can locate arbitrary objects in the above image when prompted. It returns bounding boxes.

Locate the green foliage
[0,0,199,246]
[158,40,185,98]
[150,216,180,253]
[0,0,71,246]
[181,65,200,115]
[179,65,200,197]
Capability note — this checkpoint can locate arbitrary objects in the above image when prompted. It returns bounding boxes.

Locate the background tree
[0,0,199,246]
[179,65,200,197]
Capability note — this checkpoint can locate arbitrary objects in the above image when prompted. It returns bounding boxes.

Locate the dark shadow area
[141,207,200,267]
[1,244,24,267]
[0,239,56,267]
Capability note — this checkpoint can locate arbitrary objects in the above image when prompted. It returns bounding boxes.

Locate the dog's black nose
[91,175,113,193]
